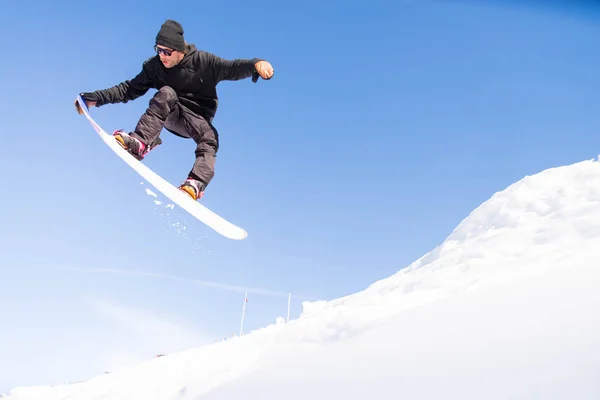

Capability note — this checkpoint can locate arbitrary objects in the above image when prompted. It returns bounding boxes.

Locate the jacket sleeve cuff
[249,58,264,71]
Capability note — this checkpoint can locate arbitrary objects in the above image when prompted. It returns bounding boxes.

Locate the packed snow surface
[5,159,600,399]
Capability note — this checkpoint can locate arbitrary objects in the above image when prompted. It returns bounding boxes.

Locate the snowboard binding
[113,130,162,161]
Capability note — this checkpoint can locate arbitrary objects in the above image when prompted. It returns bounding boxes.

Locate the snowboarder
[74,19,274,201]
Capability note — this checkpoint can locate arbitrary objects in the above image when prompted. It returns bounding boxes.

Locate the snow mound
[6,159,600,400]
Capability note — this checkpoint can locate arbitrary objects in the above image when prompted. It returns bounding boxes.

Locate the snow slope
[5,158,600,399]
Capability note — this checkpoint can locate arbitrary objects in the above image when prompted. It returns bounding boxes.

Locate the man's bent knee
[152,86,178,105]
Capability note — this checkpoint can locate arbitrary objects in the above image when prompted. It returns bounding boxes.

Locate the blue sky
[1,0,599,392]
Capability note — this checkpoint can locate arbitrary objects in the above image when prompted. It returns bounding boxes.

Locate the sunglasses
[154,45,174,56]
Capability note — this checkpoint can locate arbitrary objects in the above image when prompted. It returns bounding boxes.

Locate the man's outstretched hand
[255,60,274,80]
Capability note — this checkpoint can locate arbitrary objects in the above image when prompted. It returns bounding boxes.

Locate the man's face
[155,45,184,68]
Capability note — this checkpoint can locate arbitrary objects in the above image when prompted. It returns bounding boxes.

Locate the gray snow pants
[130,86,218,186]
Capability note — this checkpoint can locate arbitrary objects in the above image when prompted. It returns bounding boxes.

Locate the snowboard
[76,95,248,240]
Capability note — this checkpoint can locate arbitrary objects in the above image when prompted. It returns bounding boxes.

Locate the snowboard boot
[113,130,162,161]
[179,178,206,201]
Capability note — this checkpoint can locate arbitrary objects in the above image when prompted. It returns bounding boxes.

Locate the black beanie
[155,20,186,52]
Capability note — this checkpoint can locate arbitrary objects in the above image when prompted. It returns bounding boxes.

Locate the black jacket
[82,44,263,122]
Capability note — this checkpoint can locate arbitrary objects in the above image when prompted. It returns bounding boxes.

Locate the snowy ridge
[390,159,600,288]
[5,158,600,399]
[295,159,600,335]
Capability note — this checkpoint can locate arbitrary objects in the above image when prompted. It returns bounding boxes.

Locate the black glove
[74,92,99,114]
